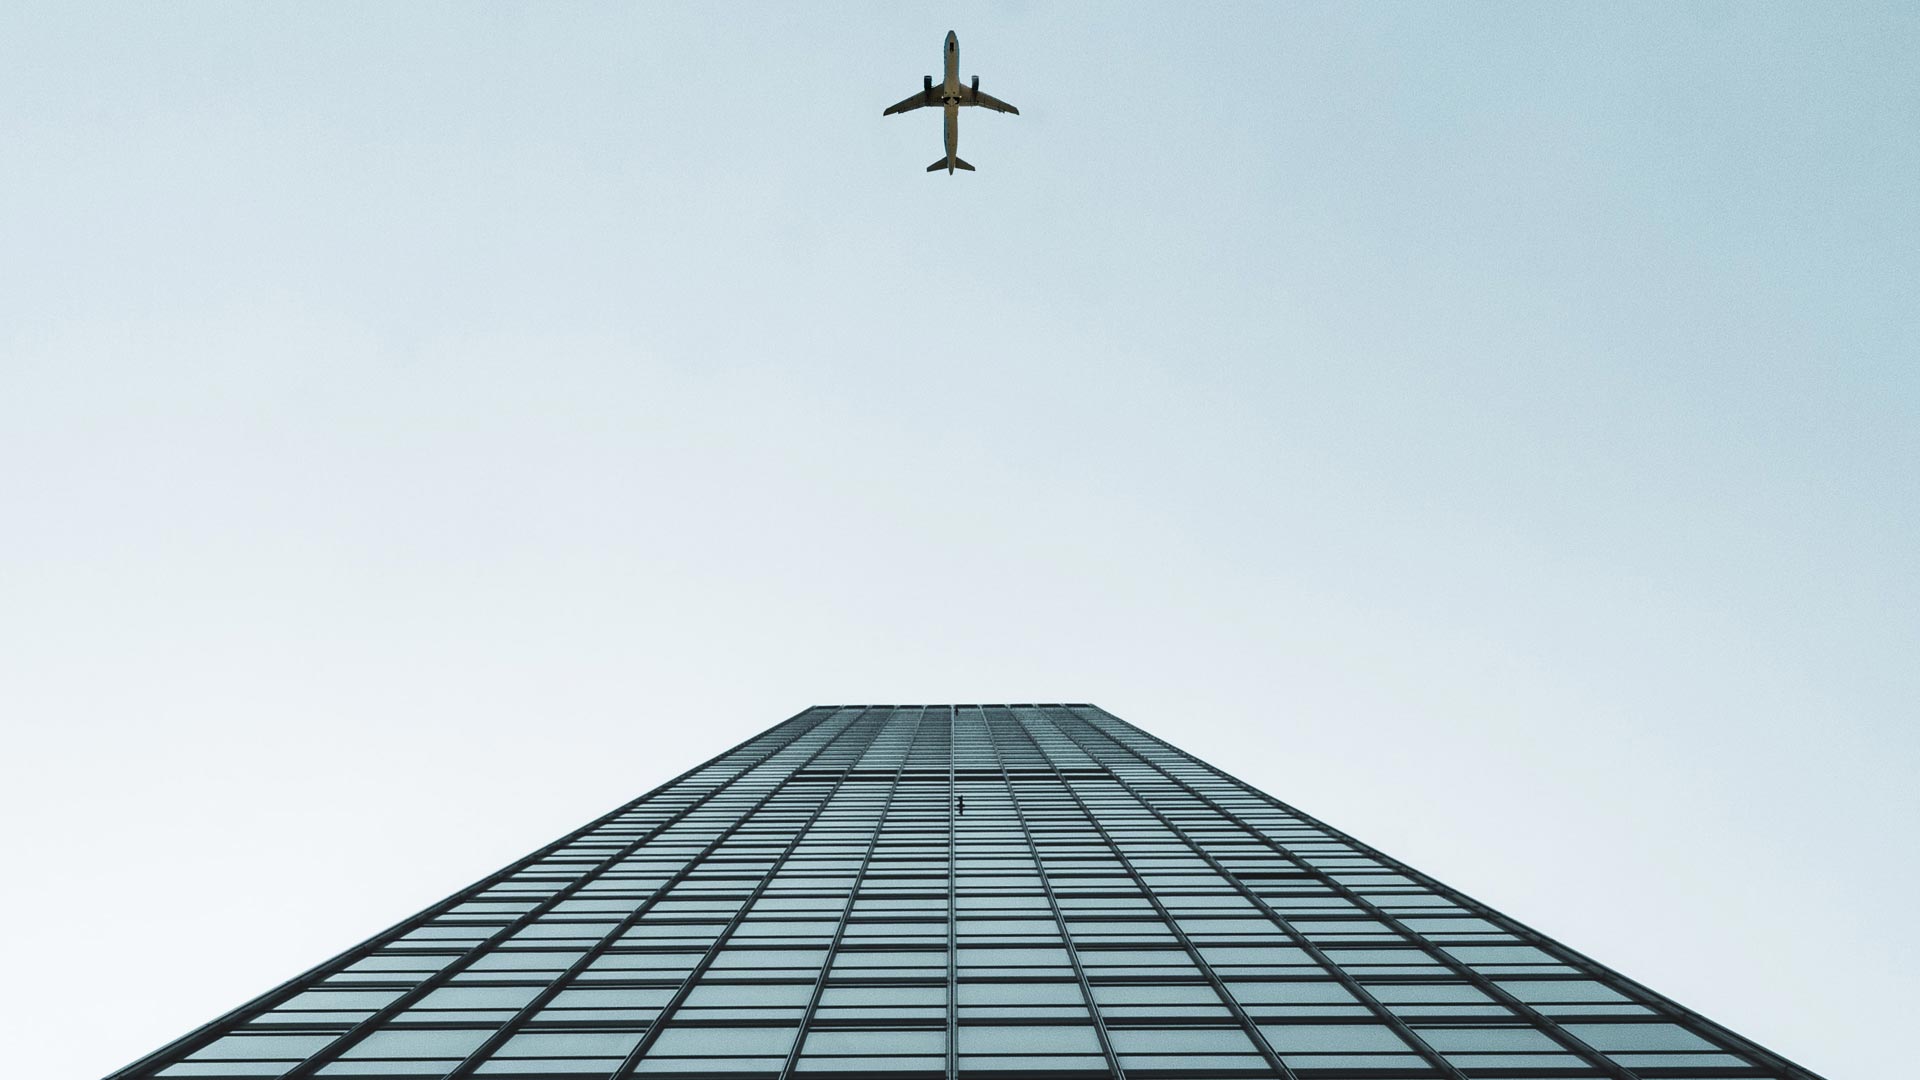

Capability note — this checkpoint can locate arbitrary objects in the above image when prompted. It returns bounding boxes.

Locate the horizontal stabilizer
[928,156,975,173]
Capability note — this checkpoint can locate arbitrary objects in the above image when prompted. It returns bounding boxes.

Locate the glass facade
[110,704,1821,1080]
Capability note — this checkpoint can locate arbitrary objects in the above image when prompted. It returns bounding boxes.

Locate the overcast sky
[2,4,1915,1078]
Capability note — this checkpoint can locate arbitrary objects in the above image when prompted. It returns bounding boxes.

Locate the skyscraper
[112,705,1820,1080]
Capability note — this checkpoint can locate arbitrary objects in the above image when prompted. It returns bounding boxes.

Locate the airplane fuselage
[941,32,961,167]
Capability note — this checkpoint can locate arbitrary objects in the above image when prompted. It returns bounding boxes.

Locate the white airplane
[883,30,1020,174]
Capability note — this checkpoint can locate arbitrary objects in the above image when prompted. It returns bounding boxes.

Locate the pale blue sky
[2,4,1915,1077]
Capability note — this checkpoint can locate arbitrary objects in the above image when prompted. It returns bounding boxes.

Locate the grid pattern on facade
[111,705,1822,1080]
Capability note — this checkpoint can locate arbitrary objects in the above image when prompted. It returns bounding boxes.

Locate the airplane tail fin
[926,156,975,173]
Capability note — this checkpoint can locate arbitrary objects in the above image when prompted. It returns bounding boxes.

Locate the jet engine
[924,75,933,94]
[972,75,980,94]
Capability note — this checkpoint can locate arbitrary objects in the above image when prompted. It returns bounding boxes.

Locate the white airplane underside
[883,31,1020,174]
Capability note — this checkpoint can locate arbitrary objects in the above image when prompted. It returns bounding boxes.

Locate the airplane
[883,30,1019,174]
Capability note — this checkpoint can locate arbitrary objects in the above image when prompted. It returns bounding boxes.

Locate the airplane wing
[961,86,1019,114]
[883,89,936,116]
